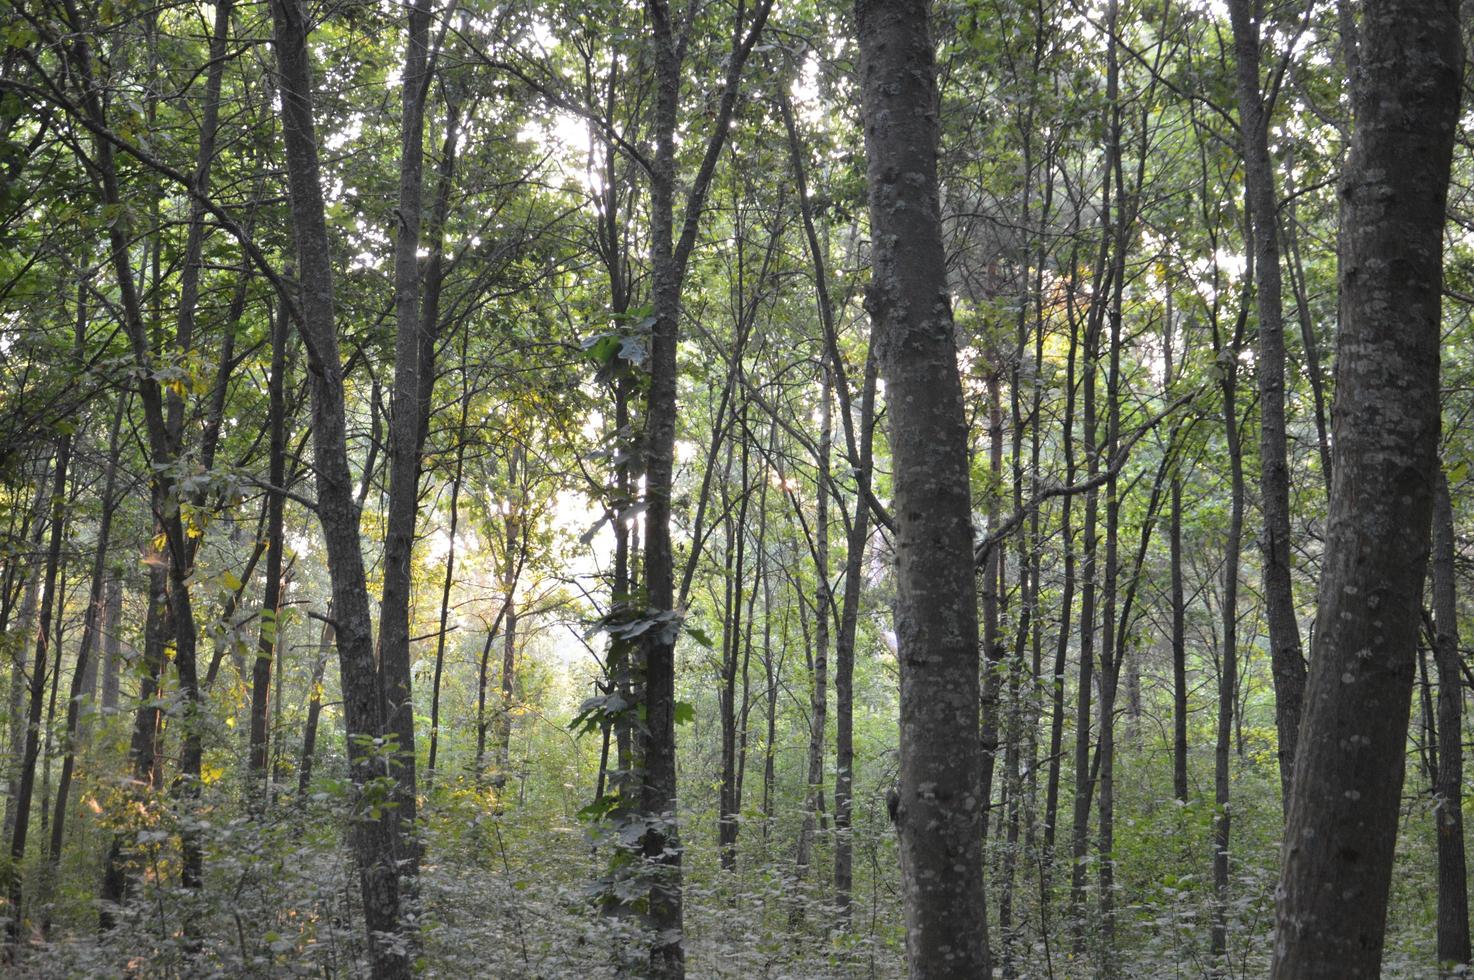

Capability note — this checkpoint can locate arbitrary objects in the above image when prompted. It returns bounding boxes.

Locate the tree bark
[718,422,750,872]
[855,0,987,972]
[426,350,470,786]
[376,0,434,887]
[5,431,69,942]
[1228,0,1307,808]
[795,376,831,880]
[250,305,289,800]
[100,575,120,714]
[3,470,49,848]
[1272,0,1460,972]
[1431,471,1470,973]
[265,0,410,971]
[1166,302,1188,803]
[1213,337,1245,962]
[834,357,875,921]
[298,611,333,797]
[44,394,126,928]
[634,0,771,970]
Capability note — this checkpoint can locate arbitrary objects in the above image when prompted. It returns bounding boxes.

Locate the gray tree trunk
[250,306,288,799]
[1431,471,1469,973]
[795,377,831,879]
[1228,0,1306,807]
[1272,0,1460,972]
[376,0,434,888]
[99,576,121,715]
[3,473,49,848]
[5,433,69,941]
[855,0,988,972]
[635,0,771,970]
[265,0,410,972]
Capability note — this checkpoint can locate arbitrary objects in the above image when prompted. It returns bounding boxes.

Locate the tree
[265,0,410,971]
[854,0,988,973]
[1227,0,1307,806]
[1431,470,1470,973]
[1272,0,1461,973]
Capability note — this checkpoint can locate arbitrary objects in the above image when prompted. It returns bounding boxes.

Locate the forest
[0,0,1467,974]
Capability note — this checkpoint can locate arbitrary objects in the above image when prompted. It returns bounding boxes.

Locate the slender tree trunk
[100,576,121,715]
[834,356,875,921]
[493,458,523,790]
[38,564,65,855]
[1166,301,1189,803]
[978,367,1005,980]
[266,0,410,970]
[3,472,49,848]
[44,396,126,930]
[1272,0,1459,971]
[1096,56,1128,948]
[718,423,750,871]
[250,306,288,801]
[1432,471,1470,973]
[78,18,210,918]
[796,377,831,879]
[1282,181,1333,490]
[100,518,170,927]
[6,431,70,942]
[1228,0,1307,808]
[1043,275,1079,869]
[1070,266,1103,945]
[855,0,987,971]
[761,536,778,843]
[1212,297,1247,962]
[633,0,772,968]
[426,351,471,786]
[476,622,497,781]
[779,91,874,918]
[298,611,333,797]
[376,0,434,891]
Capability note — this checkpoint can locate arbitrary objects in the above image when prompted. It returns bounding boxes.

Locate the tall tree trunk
[979,371,1005,900]
[250,305,288,801]
[718,421,750,872]
[1095,9,1127,955]
[1166,301,1188,803]
[426,342,471,786]
[100,576,121,714]
[376,0,434,890]
[493,457,523,790]
[38,563,65,856]
[796,376,831,879]
[834,356,875,922]
[298,611,333,797]
[44,395,126,929]
[1272,0,1460,972]
[266,0,410,971]
[778,90,875,919]
[1069,260,1103,945]
[3,471,50,848]
[1228,0,1307,808]
[1432,470,1470,973]
[855,0,987,972]
[634,0,771,971]
[1212,295,1247,963]
[77,14,210,917]
[99,516,170,926]
[1042,273,1079,871]
[5,431,69,941]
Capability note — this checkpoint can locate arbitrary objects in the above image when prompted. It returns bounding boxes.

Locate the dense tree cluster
[0,0,1468,975]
